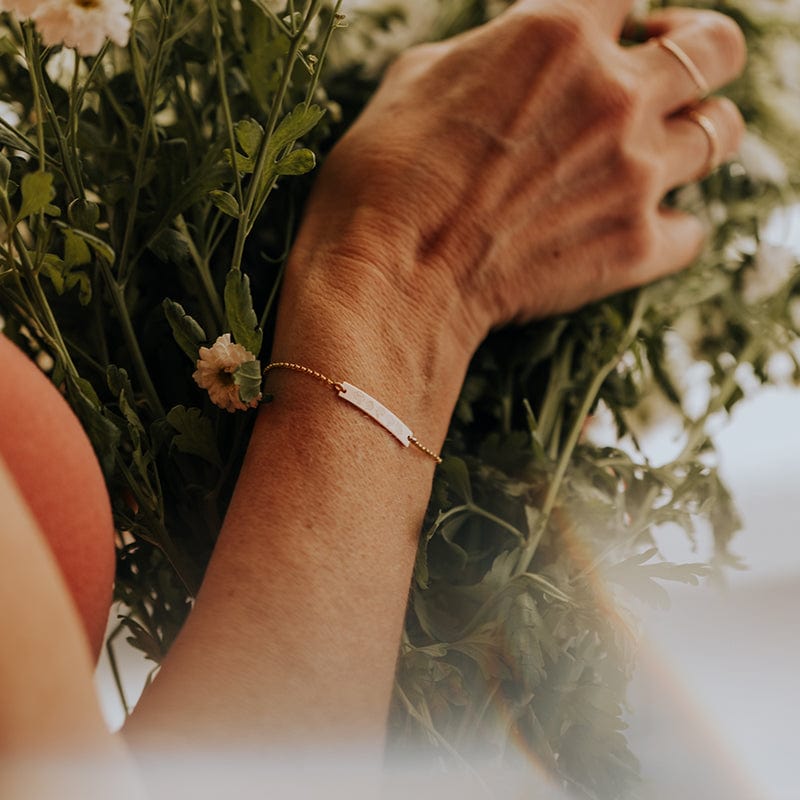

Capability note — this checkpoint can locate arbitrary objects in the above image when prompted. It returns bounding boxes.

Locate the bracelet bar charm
[263,362,441,462]
[337,381,413,447]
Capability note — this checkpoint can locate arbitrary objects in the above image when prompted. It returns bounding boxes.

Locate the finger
[633,8,746,113]
[632,209,706,286]
[662,97,745,187]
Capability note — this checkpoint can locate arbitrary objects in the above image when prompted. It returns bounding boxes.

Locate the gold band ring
[657,36,710,97]
[687,109,721,176]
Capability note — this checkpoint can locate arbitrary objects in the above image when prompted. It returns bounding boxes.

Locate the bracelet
[262,362,442,464]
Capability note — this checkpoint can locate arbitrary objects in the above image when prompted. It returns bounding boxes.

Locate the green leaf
[603,548,709,610]
[40,254,66,294]
[18,171,55,219]
[121,617,163,664]
[150,228,189,266]
[448,626,511,681]
[440,457,472,504]
[234,359,262,404]
[208,189,240,218]
[274,148,316,176]
[64,229,92,268]
[166,405,222,468]
[439,512,470,568]
[107,366,145,435]
[0,127,34,157]
[162,298,207,363]
[266,104,325,163]
[0,35,19,57]
[241,12,287,111]
[58,224,115,264]
[507,592,557,691]
[40,253,92,305]
[227,119,266,175]
[225,149,255,174]
[107,366,154,491]
[224,269,262,356]
[235,118,264,159]
[64,372,120,475]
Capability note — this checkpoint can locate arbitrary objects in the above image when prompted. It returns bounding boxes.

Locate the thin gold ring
[657,36,710,98]
[687,109,721,176]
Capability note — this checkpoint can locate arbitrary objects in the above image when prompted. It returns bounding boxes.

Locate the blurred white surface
[629,386,800,800]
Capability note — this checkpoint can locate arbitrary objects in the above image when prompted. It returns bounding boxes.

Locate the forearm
[125,0,747,752]
[126,242,471,748]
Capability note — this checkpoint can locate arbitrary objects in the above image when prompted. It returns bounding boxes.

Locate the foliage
[1,2,799,799]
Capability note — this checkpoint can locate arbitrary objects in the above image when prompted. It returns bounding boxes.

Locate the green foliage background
[1,2,798,798]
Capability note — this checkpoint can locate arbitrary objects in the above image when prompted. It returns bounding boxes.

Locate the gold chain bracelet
[263,362,442,464]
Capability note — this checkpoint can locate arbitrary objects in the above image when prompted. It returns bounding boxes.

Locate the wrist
[272,239,475,450]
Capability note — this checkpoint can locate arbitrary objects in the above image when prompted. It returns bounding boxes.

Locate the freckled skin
[0,334,114,659]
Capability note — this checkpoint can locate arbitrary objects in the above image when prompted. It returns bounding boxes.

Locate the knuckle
[612,147,658,200]
[601,71,641,129]
[511,9,585,54]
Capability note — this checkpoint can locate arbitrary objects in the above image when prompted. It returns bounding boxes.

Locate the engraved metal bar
[337,382,412,447]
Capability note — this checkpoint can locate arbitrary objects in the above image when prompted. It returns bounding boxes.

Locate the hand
[286,0,746,360]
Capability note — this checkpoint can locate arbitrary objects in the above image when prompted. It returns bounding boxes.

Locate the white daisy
[193,334,262,413]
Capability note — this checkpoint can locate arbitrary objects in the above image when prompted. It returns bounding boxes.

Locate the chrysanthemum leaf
[233,359,263,404]
[166,405,222,468]
[162,298,207,363]
[224,269,263,356]
[274,148,316,176]
[18,171,55,220]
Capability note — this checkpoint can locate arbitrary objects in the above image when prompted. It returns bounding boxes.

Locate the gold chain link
[263,361,344,393]
[263,361,442,464]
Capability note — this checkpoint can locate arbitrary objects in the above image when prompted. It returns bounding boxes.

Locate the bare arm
[0,456,144,798]
[127,0,745,751]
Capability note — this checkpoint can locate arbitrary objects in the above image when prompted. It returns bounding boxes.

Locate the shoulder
[0,333,115,659]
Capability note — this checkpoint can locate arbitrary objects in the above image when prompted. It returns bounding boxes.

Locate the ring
[686,109,721,176]
[656,36,710,98]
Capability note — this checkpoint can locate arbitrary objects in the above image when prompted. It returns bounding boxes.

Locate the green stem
[96,258,165,417]
[0,116,42,160]
[117,5,171,285]
[538,337,575,453]
[677,337,762,460]
[24,26,83,198]
[427,502,525,544]
[256,203,296,331]
[174,214,224,326]
[258,259,286,332]
[302,0,344,106]
[71,41,111,131]
[115,455,196,596]
[470,505,525,542]
[515,291,650,576]
[11,228,78,374]
[573,338,764,581]
[210,0,244,214]
[22,26,46,174]
[575,483,661,581]
[105,622,131,717]
[230,0,321,270]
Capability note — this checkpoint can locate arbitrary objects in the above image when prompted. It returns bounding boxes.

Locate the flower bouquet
[1,1,799,798]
